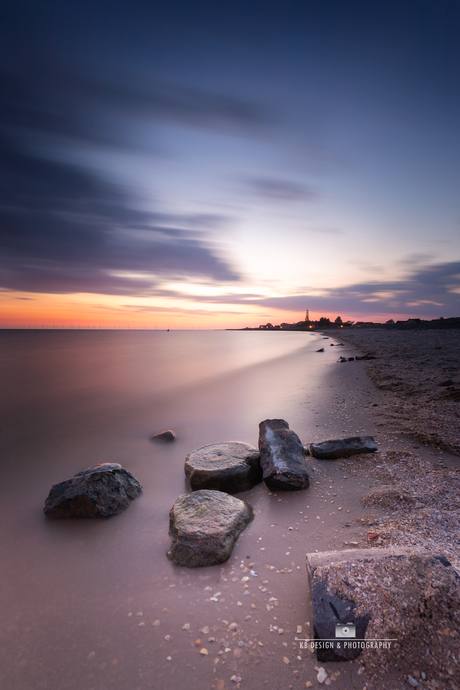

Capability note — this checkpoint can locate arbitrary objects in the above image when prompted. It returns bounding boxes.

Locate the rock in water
[167,490,254,567]
[258,419,310,491]
[44,463,142,518]
[151,430,176,442]
[185,442,262,493]
[310,436,377,459]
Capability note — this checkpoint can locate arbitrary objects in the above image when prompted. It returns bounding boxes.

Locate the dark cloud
[0,139,239,295]
[254,262,460,318]
[245,176,318,202]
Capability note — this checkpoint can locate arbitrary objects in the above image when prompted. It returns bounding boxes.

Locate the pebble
[152,620,160,627]
[199,648,208,655]
[305,683,313,688]
[283,656,290,664]
[182,623,191,630]
[408,677,421,687]
[317,667,328,684]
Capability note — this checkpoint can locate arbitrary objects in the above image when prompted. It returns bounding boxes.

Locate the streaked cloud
[244,176,318,201]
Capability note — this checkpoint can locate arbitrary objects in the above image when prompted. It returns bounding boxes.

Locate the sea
[0,329,343,690]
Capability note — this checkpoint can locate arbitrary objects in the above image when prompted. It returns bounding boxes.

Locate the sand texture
[336,327,460,454]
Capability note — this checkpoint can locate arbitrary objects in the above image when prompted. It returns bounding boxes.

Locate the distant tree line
[257,316,354,330]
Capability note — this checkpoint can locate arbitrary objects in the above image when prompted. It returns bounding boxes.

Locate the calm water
[0,329,346,690]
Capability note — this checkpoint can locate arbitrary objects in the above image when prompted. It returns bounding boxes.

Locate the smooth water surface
[0,329,350,690]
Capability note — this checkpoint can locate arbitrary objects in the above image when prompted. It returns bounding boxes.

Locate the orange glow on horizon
[0,290,429,329]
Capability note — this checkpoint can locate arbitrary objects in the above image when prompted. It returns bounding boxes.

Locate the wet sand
[1,330,457,690]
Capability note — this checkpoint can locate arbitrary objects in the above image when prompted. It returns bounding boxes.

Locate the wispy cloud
[244,176,318,202]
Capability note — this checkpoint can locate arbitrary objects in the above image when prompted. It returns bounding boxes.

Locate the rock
[317,667,328,684]
[258,419,310,491]
[184,442,262,493]
[316,348,325,352]
[151,430,176,442]
[310,436,377,460]
[167,489,254,567]
[355,353,376,360]
[307,547,458,663]
[347,357,354,361]
[44,463,142,518]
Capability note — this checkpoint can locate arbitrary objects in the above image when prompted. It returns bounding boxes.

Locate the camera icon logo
[335,623,356,638]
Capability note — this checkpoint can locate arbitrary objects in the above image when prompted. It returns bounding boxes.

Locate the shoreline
[1,330,459,689]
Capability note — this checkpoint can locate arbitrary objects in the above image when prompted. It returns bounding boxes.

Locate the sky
[1,0,460,328]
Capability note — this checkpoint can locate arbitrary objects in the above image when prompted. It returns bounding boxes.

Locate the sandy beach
[1,329,459,690]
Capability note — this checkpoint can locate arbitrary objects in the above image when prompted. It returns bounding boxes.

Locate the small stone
[166,656,172,661]
[151,430,176,442]
[228,623,238,631]
[317,667,328,684]
[194,639,201,646]
[164,635,170,641]
[152,620,160,627]
[283,656,290,664]
[408,677,421,688]
[306,683,313,688]
[182,623,191,630]
[199,648,208,655]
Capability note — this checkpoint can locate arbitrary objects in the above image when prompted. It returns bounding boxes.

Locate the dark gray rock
[167,489,254,567]
[258,419,309,491]
[151,430,176,442]
[185,442,262,493]
[355,353,377,360]
[44,463,142,518]
[310,436,377,459]
[316,348,324,352]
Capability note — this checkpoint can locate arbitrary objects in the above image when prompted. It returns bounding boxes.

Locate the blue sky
[1,0,459,327]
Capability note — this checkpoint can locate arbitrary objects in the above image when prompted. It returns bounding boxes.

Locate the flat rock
[167,489,254,567]
[259,419,309,491]
[44,463,142,518]
[306,547,458,663]
[310,436,377,459]
[185,442,262,493]
[151,430,176,442]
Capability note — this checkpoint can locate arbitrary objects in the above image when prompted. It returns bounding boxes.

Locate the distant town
[239,313,460,331]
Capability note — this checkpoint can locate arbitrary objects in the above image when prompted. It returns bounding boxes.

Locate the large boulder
[310,436,377,459]
[167,489,254,567]
[306,547,460,671]
[44,463,142,518]
[258,419,310,491]
[184,442,262,493]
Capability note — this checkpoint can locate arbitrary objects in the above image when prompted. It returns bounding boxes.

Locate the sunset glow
[1,1,459,328]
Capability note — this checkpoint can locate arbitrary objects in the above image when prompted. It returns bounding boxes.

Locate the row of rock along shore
[42,402,460,687]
